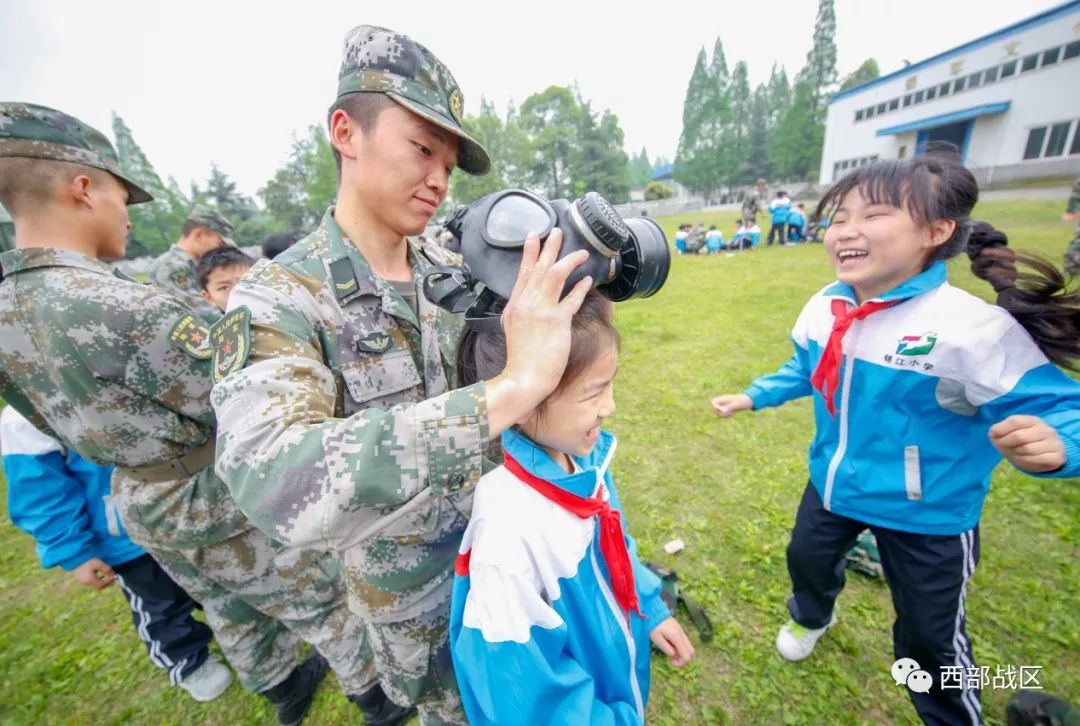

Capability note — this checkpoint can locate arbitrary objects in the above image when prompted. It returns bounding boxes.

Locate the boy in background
[196,246,255,312]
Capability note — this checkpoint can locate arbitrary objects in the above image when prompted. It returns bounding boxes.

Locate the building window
[1023,127,1047,159]
[898,145,907,159]
[1065,39,1080,60]
[927,86,937,100]
[967,71,982,88]
[1042,47,1061,66]
[953,77,966,93]
[939,82,951,97]
[913,90,925,103]
[877,102,887,114]
[855,109,864,121]
[888,98,899,111]
[1021,53,1039,72]
[1071,124,1080,155]
[1001,59,1018,77]
[903,94,912,107]
[984,66,998,83]
[866,106,875,118]
[1045,122,1072,157]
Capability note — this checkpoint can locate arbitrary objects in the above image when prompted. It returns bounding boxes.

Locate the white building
[820,0,1080,186]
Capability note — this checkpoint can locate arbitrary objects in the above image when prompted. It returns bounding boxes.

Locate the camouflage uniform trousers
[365,603,464,725]
[1064,222,1080,276]
[113,473,377,695]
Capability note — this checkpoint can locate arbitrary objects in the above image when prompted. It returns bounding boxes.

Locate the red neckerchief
[503,451,643,621]
[810,298,898,416]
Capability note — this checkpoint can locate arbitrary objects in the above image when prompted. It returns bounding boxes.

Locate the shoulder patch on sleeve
[169,268,194,290]
[168,313,213,359]
[210,306,252,383]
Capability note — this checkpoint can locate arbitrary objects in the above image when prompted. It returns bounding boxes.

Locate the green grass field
[1,198,1077,724]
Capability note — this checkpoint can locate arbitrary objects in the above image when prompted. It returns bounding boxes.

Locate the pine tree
[112,113,188,256]
[772,80,824,180]
[745,85,772,184]
[721,62,752,188]
[674,47,713,194]
[799,0,839,125]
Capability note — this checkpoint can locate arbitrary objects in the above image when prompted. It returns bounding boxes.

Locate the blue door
[915,121,972,161]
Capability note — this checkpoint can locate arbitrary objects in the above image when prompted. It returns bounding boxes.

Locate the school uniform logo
[896,332,937,356]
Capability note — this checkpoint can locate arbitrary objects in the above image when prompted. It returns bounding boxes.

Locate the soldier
[1062,175,1080,276]
[148,204,234,322]
[0,102,412,726]
[210,26,591,725]
[741,178,767,225]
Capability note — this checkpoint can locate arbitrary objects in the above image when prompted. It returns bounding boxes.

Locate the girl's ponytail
[967,221,1080,370]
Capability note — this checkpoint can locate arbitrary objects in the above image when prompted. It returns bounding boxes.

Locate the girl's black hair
[816,153,1080,370]
[456,291,620,404]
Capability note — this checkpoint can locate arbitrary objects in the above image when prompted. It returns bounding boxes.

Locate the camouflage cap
[0,102,152,205]
[186,204,235,246]
[337,25,490,176]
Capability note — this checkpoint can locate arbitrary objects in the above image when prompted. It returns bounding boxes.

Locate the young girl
[711,154,1080,726]
[450,292,695,725]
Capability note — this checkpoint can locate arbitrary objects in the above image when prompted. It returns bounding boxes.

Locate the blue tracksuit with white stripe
[449,429,670,725]
[2,406,211,684]
[744,261,1080,726]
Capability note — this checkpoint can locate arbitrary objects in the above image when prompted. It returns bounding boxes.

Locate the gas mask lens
[484,192,555,247]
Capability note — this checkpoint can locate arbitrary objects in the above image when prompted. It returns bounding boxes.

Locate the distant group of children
[674,192,824,257]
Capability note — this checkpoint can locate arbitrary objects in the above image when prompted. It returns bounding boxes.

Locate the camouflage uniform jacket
[148,244,222,323]
[211,208,488,622]
[741,189,766,220]
[1065,176,1080,275]
[0,247,250,549]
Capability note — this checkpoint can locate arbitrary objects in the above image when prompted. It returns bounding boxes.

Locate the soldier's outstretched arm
[212,231,589,552]
[210,273,486,551]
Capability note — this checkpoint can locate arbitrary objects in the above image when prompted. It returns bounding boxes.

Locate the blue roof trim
[875,102,1011,136]
[650,163,675,180]
[831,0,1080,103]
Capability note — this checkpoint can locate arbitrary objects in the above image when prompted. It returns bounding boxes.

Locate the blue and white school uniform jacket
[1,406,143,570]
[769,197,791,224]
[450,429,670,725]
[744,261,1080,535]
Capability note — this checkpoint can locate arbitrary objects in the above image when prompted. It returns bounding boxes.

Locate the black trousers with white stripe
[113,554,212,685]
[786,483,982,726]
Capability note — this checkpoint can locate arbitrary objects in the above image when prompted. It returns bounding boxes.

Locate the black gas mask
[422,189,669,328]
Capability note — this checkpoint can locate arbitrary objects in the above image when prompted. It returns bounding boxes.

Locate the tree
[644,181,672,201]
[519,86,583,199]
[112,113,189,256]
[799,0,839,125]
[627,147,653,188]
[765,64,792,132]
[450,98,534,205]
[258,125,337,237]
[772,80,824,180]
[572,104,631,202]
[840,58,880,91]
[720,62,752,187]
[745,85,772,184]
[205,164,257,226]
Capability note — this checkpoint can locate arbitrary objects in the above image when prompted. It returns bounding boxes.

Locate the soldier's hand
[711,393,753,417]
[486,229,591,435]
[989,415,1065,473]
[71,557,116,590]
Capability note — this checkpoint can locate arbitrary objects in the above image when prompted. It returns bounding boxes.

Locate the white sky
[0,0,1065,197]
